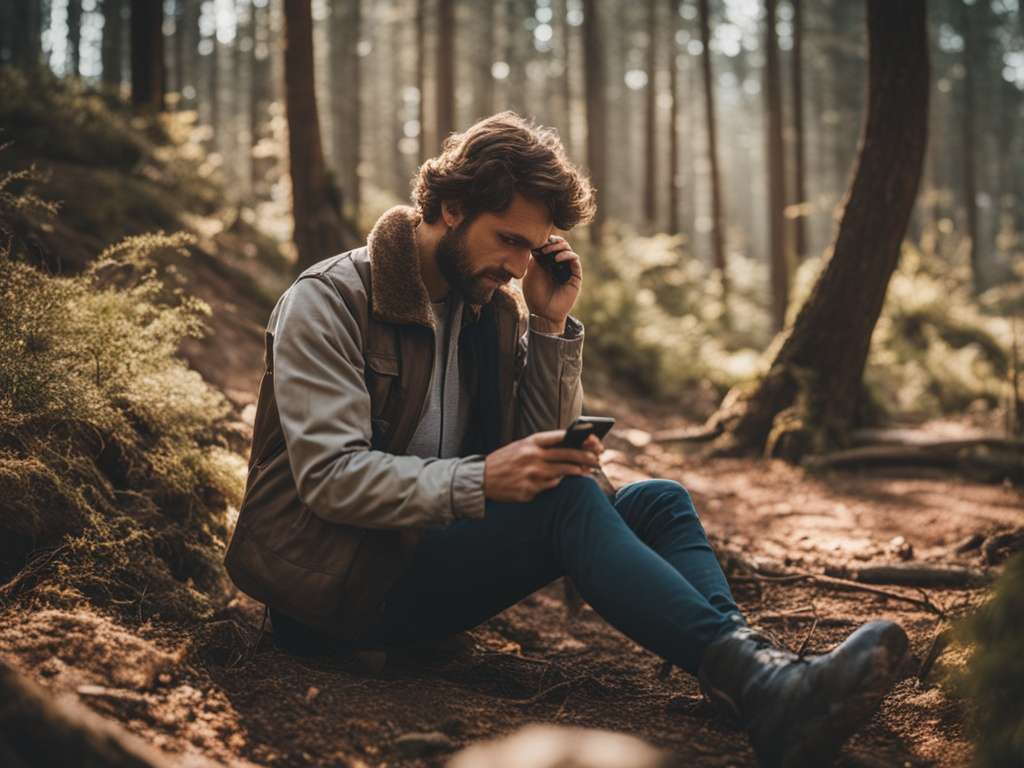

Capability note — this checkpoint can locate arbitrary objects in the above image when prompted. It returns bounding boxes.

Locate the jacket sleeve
[513,312,585,440]
[271,276,487,529]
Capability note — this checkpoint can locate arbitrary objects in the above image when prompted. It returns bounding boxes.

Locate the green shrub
[955,554,1024,767]
[0,175,245,622]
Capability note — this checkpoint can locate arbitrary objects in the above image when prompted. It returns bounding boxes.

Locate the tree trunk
[67,0,82,76]
[283,0,349,273]
[474,0,496,122]
[558,0,573,158]
[960,0,981,294]
[130,0,165,110]
[790,0,807,262]
[12,0,43,73]
[436,0,455,149]
[666,0,679,237]
[583,0,606,248]
[103,0,124,88]
[416,0,428,164]
[250,0,269,194]
[642,0,657,229]
[763,0,787,331]
[699,0,728,307]
[707,0,929,459]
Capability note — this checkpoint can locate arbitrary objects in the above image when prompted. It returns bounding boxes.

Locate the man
[225,112,908,767]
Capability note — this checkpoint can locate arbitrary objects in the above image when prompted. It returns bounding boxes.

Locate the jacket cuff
[450,455,487,520]
[529,313,584,342]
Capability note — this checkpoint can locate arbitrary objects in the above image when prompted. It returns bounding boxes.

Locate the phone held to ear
[533,240,574,285]
[560,416,615,449]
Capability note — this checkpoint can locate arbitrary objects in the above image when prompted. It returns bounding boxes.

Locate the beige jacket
[224,205,584,641]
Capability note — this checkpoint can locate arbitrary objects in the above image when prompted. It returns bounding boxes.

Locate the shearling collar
[366,205,527,329]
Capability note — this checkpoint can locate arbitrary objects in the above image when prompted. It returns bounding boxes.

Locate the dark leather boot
[697,619,908,768]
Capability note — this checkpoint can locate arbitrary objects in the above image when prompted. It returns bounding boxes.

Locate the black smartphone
[532,240,573,285]
[560,416,615,449]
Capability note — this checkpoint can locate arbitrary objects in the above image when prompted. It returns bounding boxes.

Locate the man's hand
[484,430,604,503]
[522,235,582,334]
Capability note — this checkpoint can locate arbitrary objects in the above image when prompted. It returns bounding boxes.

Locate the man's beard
[435,220,505,305]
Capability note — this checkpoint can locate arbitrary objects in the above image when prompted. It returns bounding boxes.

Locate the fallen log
[823,563,992,589]
[0,658,225,768]
[803,438,1024,482]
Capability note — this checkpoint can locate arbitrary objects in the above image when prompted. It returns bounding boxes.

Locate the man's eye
[500,235,517,246]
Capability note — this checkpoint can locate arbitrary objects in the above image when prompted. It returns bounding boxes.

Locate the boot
[697,619,908,768]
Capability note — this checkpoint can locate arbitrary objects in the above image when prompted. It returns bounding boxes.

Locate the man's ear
[441,200,464,229]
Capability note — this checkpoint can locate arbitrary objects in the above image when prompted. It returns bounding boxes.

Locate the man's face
[436,193,554,305]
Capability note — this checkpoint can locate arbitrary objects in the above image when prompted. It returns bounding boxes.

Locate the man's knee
[616,478,697,517]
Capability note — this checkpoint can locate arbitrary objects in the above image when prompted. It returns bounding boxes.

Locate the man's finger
[540,448,599,466]
[532,429,570,446]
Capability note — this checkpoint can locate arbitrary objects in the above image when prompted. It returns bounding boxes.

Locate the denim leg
[356,476,735,674]
[613,479,743,622]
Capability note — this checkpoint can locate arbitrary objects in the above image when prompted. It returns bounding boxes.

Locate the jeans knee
[617,478,697,516]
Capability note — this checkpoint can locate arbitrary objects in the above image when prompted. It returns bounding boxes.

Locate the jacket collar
[366,205,526,328]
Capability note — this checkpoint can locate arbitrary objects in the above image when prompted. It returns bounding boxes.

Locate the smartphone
[532,241,573,285]
[560,416,615,449]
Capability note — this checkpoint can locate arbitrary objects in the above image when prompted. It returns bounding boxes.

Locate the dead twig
[917,625,953,685]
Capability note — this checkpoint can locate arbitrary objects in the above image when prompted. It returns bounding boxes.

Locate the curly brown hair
[411,111,597,231]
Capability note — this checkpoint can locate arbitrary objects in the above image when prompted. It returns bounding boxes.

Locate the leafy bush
[0,172,245,622]
[955,554,1024,767]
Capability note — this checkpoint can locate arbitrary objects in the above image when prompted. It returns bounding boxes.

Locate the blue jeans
[356,476,743,674]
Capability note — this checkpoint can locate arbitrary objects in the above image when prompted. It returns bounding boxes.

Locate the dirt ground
[2,378,1019,768]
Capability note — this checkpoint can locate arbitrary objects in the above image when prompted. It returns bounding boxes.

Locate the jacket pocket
[364,353,400,421]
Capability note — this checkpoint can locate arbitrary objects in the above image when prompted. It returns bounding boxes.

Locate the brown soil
[3,375,1019,767]
[2,168,1018,762]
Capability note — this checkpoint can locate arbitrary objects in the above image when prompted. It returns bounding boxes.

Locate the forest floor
[2,366,1020,767]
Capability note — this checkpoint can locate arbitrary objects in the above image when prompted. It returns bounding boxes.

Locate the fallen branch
[823,563,991,589]
[803,439,1024,482]
[917,626,952,684]
[651,423,724,444]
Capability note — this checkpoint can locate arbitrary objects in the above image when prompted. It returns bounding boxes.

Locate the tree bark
[960,0,982,294]
[698,0,728,308]
[67,0,82,77]
[12,0,43,73]
[130,0,165,110]
[435,0,455,150]
[790,0,807,262]
[582,0,606,248]
[283,0,349,272]
[416,0,428,164]
[103,0,124,88]
[642,0,657,229]
[666,0,679,237]
[707,0,929,459]
[763,0,788,331]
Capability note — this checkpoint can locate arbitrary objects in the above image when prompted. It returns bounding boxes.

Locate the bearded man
[225,112,908,767]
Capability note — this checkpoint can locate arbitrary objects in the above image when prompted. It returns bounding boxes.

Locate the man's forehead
[488,197,553,248]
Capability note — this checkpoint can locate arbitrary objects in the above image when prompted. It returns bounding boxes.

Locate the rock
[447,725,680,768]
[394,731,454,758]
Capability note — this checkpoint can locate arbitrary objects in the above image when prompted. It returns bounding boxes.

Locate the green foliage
[0,211,245,622]
[955,554,1024,767]
[789,244,1012,421]
[573,223,771,407]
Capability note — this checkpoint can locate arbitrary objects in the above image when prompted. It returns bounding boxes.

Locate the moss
[0,180,244,623]
[955,554,1024,767]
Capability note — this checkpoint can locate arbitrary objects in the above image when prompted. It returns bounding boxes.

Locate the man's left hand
[522,235,581,334]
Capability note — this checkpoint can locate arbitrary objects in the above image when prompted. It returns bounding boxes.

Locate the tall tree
[763,0,787,330]
[67,0,82,76]
[12,0,43,73]
[642,0,658,228]
[130,0,166,110]
[666,0,680,236]
[558,0,574,159]
[283,0,349,272]
[706,0,929,458]
[102,0,124,87]
[790,0,807,262]
[473,0,496,121]
[582,0,607,247]
[435,0,455,149]
[698,0,728,307]
[960,0,981,294]
[416,0,428,163]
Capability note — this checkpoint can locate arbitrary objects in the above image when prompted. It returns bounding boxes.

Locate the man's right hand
[483,430,603,503]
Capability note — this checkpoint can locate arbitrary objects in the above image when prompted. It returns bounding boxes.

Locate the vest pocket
[364,353,400,421]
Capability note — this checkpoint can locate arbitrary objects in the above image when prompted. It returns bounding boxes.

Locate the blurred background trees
[0,0,1021,449]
